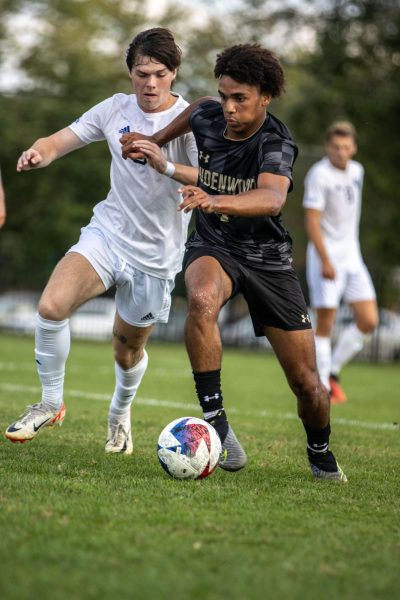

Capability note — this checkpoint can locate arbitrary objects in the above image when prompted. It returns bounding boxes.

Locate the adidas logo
[118,125,130,134]
[141,312,154,321]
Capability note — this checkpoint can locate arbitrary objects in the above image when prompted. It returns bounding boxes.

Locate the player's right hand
[16,149,43,172]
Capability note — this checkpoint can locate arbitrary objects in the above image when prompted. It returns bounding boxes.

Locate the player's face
[325,135,357,170]
[130,55,177,113]
[218,76,271,140]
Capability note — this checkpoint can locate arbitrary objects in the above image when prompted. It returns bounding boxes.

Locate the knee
[38,294,69,321]
[114,346,144,370]
[289,367,322,401]
[187,285,221,324]
[357,316,379,335]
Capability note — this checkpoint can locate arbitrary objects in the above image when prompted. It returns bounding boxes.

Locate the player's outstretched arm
[120,96,218,160]
[16,128,86,172]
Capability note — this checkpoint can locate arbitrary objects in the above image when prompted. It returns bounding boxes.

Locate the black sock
[193,369,229,442]
[304,422,331,454]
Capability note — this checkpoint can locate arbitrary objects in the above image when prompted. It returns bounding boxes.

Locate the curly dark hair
[214,44,285,97]
[126,28,182,72]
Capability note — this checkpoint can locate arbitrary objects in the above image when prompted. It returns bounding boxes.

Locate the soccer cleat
[5,402,66,443]
[307,448,348,482]
[329,374,347,404]
[105,420,133,455]
[219,424,248,472]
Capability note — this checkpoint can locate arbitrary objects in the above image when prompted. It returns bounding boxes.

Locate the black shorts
[183,245,312,337]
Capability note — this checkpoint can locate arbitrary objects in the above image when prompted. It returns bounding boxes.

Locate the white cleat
[105,420,133,455]
[5,402,66,443]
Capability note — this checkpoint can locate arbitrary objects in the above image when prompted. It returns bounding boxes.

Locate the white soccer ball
[157,416,222,480]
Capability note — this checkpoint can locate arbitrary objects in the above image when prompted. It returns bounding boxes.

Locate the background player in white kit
[5,28,198,451]
[303,121,378,403]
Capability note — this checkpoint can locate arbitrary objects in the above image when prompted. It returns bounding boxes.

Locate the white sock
[108,350,148,424]
[35,313,71,411]
[331,323,367,375]
[315,336,332,390]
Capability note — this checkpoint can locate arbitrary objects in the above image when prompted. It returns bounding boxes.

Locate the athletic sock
[193,369,229,442]
[108,350,148,424]
[304,422,330,454]
[35,313,71,411]
[304,423,338,472]
[331,323,367,375]
[314,335,332,390]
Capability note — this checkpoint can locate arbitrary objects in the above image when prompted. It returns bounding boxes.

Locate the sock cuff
[36,313,69,331]
[193,369,221,380]
[115,349,148,376]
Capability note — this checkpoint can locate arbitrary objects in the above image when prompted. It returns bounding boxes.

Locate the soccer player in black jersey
[122,43,347,482]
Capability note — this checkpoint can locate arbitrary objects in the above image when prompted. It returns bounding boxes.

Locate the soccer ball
[157,416,222,480]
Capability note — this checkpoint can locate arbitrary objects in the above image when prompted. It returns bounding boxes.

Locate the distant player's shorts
[306,249,376,308]
[68,222,175,327]
[183,245,312,336]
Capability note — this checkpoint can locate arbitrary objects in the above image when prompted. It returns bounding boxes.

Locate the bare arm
[128,139,198,186]
[178,172,289,216]
[120,96,218,160]
[16,127,86,172]
[304,208,335,279]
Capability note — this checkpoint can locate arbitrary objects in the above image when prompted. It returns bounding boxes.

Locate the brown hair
[126,28,182,72]
[325,121,357,142]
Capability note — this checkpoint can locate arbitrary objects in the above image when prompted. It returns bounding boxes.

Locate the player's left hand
[127,140,168,174]
[120,132,156,160]
[178,185,218,214]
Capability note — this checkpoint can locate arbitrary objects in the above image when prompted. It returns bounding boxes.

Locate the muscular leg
[265,325,346,480]
[184,256,232,371]
[5,253,109,442]
[105,313,153,453]
[39,252,107,320]
[265,326,329,429]
[36,252,107,410]
[184,257,245,458]
[110,312,154,418]
[265,326,347,479]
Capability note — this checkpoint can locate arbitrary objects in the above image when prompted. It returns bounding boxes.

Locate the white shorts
[68,223,175,327]
[306,249,376,309]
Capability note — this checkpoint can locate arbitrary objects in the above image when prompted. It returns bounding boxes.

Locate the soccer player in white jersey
[303,121,378,403]
[5,28,198,452]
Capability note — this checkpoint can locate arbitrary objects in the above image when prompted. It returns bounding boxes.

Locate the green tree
[0,0,226,289]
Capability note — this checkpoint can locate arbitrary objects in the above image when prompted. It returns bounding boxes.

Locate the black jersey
[187,100,298,271]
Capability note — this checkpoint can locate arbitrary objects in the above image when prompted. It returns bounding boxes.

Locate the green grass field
[0,334,398,600]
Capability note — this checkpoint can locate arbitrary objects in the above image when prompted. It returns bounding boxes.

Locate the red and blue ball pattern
[157,416,222,480]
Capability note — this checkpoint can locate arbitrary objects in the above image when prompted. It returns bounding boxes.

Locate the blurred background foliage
[0,0,399,305]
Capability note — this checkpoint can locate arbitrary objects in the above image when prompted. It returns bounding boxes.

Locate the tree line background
[0,0,399,308]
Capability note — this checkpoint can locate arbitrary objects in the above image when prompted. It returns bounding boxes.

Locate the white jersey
[303,156,364,265]
[69,93,198,279]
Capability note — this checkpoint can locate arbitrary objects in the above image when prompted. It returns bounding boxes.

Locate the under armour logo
[301,313,311,324]
[203,393,220,402]
[199,151,210,163]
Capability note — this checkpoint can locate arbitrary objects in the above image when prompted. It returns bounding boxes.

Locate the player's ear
[261,94,272,107]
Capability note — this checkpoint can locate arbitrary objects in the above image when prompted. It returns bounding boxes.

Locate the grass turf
[0,334,399,600]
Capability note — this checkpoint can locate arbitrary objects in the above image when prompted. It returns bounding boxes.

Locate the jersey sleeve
[303,165,328,211]
[259,138,298,189]
[182,132,199,167]
[68,97,113,144]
